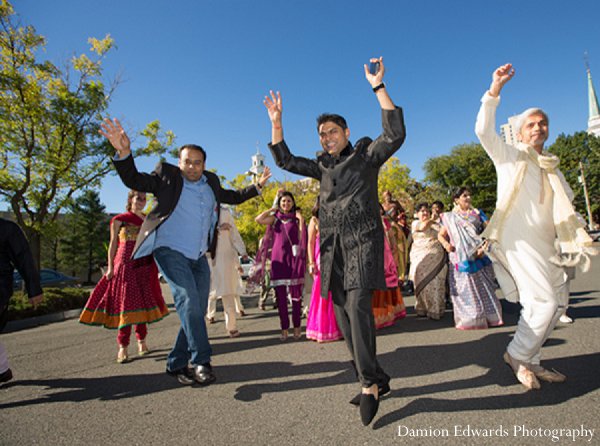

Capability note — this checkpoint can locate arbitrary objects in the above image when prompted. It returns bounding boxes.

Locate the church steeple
[247,142,265,182]
[585,55,600,136]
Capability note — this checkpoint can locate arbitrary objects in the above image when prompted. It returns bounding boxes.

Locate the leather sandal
[293,327,302,340]
[279,330,288,342]
[529,364,566,383]
[503,352,540,390]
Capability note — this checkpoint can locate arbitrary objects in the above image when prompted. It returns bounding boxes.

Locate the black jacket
[0,218,42,311]
[269,107,406,297]
[113,155,260,259]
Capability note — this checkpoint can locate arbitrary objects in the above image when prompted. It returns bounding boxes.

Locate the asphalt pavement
[1,257,599,446]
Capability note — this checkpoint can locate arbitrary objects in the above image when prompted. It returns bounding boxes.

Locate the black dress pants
[329,241,389,388]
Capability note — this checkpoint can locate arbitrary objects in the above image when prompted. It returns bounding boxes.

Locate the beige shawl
[483,143,597,273]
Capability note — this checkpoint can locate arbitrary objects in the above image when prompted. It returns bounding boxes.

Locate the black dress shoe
[166,367,195,386]
[193,363,216,386]
[349,381,390,406]
[0,368,13,384]
[359,393,379,426]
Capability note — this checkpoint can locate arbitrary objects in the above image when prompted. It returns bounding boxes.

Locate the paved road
[1,258,599,445]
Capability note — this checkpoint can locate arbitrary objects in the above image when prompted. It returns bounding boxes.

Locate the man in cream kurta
[475,63,574,390]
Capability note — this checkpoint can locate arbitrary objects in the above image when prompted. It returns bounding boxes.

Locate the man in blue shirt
[100,118,271,386]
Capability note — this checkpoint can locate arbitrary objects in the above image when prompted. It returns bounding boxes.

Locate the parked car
[13,269,80,290]
[239,256,255,280]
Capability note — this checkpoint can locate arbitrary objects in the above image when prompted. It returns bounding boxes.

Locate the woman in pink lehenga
[305,198,342,342]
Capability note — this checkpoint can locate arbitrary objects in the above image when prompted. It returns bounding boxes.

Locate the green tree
[548,131,600,225]
[406,181,449,213]
[227,173,272,255]
[377,156,412,198]
[0,1,173,266]
[60,190,109,283]
[423,143,497,214]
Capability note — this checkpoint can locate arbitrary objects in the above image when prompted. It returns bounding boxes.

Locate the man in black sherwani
[263,57,406,426]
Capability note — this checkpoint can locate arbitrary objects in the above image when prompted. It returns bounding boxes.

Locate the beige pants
[206,294,239,332]
[507,279,569,365]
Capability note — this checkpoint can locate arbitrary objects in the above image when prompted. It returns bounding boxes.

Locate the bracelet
[372,83,385,93]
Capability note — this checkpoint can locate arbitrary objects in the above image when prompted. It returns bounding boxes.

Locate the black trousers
[329,240,388,388]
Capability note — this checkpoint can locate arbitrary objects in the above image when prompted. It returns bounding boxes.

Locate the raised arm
[263,90,321,179]
[256,207,277,226]
[99,118,132,159]
[413,218,435,232]
[363,57,406,167]
[488,63,515,98]
[363,57,395,110]
[475,63,517,164]
[257,166,272,189]
[264,90,283,146]
[100,117,163,193]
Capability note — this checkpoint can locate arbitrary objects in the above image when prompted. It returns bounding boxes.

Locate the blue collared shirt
[152,175,217,260]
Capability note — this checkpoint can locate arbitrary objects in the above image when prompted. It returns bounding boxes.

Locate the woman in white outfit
[207,206,247,338]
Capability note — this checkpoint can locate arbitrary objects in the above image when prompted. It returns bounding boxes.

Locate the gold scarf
[483,143,597,272]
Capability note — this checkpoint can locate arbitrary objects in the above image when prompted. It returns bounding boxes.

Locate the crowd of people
[2,59,597,429]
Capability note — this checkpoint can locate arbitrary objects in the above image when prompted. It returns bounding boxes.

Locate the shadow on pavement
[0,372,182,409]
[373,351,600,429]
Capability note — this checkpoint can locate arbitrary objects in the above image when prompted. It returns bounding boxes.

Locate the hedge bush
[8,287,91,321]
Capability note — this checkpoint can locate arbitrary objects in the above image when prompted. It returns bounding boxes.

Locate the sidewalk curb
[4,308,82,333]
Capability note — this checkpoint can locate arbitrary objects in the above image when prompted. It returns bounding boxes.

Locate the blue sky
[10,0,600,212]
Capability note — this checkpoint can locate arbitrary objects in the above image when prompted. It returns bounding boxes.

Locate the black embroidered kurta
[269,107,406,297]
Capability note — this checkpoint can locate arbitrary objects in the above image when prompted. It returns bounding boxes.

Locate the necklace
[455,208,472,220]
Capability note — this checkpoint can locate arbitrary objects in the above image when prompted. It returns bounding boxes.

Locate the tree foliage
[59,190,109,283]
[377,156,412,198]
[226,174,319,255]
[0,1,173,266]
[423,143,497,213]
[375,156,414,210]
[548,131,600,225]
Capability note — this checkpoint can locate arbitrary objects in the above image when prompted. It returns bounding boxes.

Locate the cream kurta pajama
[475,92,572,365]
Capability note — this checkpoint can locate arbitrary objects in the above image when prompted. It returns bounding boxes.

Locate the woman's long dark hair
[311,196,320,219]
